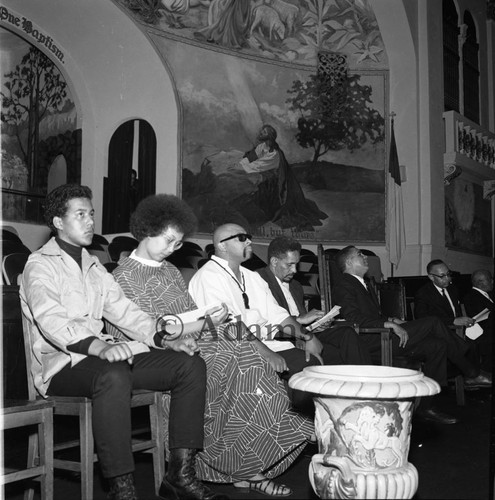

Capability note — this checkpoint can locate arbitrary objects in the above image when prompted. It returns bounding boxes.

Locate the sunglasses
[429,271,453,279]
[220,233,252,243]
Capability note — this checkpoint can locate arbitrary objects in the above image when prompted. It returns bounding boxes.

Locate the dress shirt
[434,284,456,316]
[189,255,292,351]
[277,277,300,316]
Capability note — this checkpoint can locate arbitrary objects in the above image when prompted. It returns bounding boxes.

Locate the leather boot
[158,448,229,500]
[107,472,138,500]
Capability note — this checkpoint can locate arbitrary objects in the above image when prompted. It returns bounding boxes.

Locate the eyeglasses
[220,233,252,243]
[429,271,453,279]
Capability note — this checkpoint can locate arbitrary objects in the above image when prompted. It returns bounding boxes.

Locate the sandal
[233,478,292,497]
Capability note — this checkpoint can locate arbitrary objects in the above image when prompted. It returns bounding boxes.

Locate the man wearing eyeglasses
[414,260,492,389]
[189,223,324,387]
[332,246,489,424]
[415,260,475,327]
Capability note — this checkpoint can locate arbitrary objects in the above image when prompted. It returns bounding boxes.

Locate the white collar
[350,273,367,288]
[130,249,162,267]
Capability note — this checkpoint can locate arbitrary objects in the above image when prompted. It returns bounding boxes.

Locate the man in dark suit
[414,260,492,387]
[414,259,474,327]
[257,237,371,366]
[332,246,488,424]
[459,269,493,373]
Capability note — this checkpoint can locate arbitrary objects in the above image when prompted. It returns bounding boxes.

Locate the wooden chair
[21,316,166,499]
[317,244,393,366]
[1,399,55,500]
[3,252,30,285]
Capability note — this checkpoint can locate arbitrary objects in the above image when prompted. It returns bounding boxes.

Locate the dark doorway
[103,120,156,233]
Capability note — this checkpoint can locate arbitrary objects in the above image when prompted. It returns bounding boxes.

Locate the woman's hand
[204,303,231,326]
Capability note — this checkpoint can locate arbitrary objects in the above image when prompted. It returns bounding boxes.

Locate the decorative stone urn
[289,365,440,499]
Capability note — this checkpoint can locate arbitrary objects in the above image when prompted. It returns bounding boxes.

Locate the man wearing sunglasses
[189,223,324,386]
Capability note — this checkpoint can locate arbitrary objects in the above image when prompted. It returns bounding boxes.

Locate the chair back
[2,239,31,257]
[378,280,407,320]
[108,236,139,261]
[2,252,29,285]
[317,244,331,312]
[21,313,39,400]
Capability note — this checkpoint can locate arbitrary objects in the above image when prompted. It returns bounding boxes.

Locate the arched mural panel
[121,0,389,242]
[0,26,79,224]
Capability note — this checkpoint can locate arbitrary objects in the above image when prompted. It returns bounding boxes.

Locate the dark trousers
[48,349,206,478]
[317,325,372,365]
[359,317,449,386]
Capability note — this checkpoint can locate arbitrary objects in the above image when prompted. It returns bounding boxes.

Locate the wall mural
[119,0,388,241]
[445,178,493,255]
[0,24,79,224]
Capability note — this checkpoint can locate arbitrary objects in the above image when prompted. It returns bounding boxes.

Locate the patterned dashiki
[111,256,313,483]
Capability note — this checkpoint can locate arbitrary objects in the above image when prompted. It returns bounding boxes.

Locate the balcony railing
[443,110,495,181]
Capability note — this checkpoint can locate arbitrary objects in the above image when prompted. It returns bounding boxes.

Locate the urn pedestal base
[289,365,440,500]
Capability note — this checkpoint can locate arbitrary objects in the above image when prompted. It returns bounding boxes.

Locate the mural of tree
[1,46,68,189]
[286,72,385,182]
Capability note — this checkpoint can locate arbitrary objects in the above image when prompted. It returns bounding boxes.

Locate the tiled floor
[3,386,492,500]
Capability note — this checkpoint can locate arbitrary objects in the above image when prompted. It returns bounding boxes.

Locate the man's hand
[454,316,475,327]
[166,337,200,356]
[304,336,324,364]
[98,343,135,364]
[298,309,325,325]
[252,340,288,373]
[385,321,409,348]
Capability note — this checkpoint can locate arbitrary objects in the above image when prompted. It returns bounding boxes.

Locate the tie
[442,289,455,315]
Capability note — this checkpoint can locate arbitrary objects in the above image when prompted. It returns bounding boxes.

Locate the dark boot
[107,472,138,500]
[158,448,229,500]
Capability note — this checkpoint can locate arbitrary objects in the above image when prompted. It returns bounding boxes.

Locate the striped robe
[111,256,313,483]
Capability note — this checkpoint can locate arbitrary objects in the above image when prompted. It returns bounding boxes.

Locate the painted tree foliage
[1,46,68,189]
[286,72,385,177]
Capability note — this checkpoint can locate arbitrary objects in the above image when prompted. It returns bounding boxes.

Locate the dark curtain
[137,120,157,201]
[103,120,134,233]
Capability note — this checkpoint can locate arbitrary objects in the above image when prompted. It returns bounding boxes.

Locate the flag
[386,117,406,269]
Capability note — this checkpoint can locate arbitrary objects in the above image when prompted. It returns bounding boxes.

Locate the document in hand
[466,308,491,340]
[473,308,490,323]
[306,305,341,332]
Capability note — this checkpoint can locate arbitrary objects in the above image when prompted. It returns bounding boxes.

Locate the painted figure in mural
[112,194,314,497]
[233,124,328,231]
[195,0,252,48]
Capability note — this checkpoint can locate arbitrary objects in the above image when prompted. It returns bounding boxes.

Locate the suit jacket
[414,282,462,325]
[331,273,387,328]
[463,288,494,334]
[257,266,306,317]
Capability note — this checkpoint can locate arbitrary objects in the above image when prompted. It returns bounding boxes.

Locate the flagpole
[386,111,405,278]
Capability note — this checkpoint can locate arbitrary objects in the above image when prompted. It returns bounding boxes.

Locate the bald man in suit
[414,259,492,386]
[463,269,494,373]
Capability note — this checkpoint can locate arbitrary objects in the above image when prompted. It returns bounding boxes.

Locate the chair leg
[39,406,54,500]
[150,392,166,494]
[23,431,38,500]
[79,403,94,500]
[455,375,465,406]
